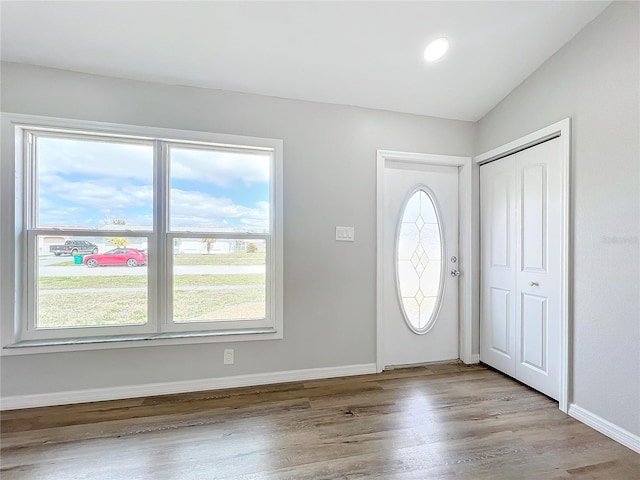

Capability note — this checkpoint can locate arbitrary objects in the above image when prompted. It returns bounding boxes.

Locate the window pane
[172,238,266,323]
[36,136,153,230]
[169,146,270,233]
[37,235,148,328]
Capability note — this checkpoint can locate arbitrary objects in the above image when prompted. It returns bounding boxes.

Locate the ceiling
[0,1,610,122]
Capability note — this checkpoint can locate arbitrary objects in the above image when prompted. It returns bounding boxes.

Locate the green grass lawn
[47,251,265,267]
[39,274,265,290]
[36,256,267,327]
[173,288,265,322]
[38,292,147,327]
[37,286,266,328]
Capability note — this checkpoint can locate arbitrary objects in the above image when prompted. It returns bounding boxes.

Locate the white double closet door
[480,137,562,400]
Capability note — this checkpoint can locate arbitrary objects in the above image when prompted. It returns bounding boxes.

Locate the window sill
[1,328,281,356]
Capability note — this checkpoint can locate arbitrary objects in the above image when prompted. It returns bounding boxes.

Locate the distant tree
[112,219,126,225]
[202,238,217,254]
[247,243,258,253]
[108,237,129,248]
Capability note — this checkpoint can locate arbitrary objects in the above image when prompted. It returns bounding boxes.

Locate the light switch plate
[336,226,355,242]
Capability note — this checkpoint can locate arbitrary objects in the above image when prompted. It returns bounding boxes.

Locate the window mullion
[25,132,36,230]
[23,231,38,338]
[155,140,169,332]
[28,229,153,238]
[21,133,37,342]
[167,232,271,241]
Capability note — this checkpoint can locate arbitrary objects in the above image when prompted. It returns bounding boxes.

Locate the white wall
[476,2,639,436]
[0,62,474,397]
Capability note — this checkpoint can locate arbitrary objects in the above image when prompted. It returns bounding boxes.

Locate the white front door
[382,161,459,368]
[480,137,562,400]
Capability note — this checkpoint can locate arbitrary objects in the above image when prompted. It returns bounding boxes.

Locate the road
[40,284,264,295]
[39,265,265,277]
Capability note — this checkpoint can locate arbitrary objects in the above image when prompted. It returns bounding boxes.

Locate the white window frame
[0,113,284,354]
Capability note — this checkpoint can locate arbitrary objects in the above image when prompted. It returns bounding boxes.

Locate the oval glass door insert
[396,186,445,334]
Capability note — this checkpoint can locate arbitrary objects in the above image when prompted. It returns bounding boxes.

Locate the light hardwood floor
[1,363,638,479]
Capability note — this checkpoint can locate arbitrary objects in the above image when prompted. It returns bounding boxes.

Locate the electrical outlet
[223,348,234,365]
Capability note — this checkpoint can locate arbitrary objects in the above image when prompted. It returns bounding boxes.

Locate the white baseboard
[462,354,480,364]
[568,403,640,454]
[0,363,377,411]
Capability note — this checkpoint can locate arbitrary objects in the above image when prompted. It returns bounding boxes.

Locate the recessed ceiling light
[424,38,449,63]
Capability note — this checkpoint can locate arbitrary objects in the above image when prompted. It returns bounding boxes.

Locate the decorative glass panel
[396,188,444,333]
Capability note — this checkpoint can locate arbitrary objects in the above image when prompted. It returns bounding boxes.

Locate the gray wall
[476,1,639,435]
[2,0,637,441]
[0,62,474,396]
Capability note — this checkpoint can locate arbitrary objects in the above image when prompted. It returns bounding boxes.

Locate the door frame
[474,118,571,413]
[376,150,474,372]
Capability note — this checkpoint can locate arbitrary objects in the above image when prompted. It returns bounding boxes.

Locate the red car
[84,248,147,267]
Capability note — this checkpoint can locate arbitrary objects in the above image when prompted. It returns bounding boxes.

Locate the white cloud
[170,148,270,186]
[37,137,270,187]
[44,175,153,210]
[170,189,269,231]
[38,173,153,227]
[38,205,89,228]
[38,174,268,231]
[35,137,270,231]
[38,137,153,182]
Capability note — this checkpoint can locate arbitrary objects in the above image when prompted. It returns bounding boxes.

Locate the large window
[3,116,283,347]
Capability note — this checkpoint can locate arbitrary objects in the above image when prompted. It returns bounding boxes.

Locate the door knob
[529,281,539,287]
[451,269,461,277]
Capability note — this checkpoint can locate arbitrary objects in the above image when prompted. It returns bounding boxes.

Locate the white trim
[569,403,640,454]
[463,354,480,364]
[474,118,571,413]
[0,363,377,411]
[0,112,284,352]
[376,150,473,372]
[1,112,282,149]
[2,329,281,356]
[474,120,568,164]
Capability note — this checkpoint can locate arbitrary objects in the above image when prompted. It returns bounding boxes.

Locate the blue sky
[36,137,270,232]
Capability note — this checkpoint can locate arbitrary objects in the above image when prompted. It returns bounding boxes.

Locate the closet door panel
[521,164,546,272]
[520,293,547,371]
[481,137,562,401]
[480,158,517,375]
[515,138,562,400]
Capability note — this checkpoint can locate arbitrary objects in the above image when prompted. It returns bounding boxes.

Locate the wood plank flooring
[1,363,638,479]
